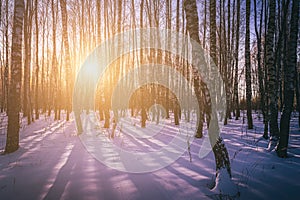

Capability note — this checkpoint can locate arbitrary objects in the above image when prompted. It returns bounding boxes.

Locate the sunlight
[1,0,299,199]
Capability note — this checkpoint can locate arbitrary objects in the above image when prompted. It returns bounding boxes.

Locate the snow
[0,111,300,199]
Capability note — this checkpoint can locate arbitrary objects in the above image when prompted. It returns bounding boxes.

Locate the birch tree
[245,0,253,129]
[233,0,240,120]
[3,0,10,113]
[23,0,33,124]
[184,0,233,191]
[59,0,71,121]
[266,0,279,149]
[254,0,268,138]
[34,0,39,120]
[277,0,299,158]
[5,0,25,153]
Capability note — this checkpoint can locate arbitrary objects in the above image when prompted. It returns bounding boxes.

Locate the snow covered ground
[0,111,299,200]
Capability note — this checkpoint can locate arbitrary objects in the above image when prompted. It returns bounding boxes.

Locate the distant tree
[0,0,3,112]
[274,0,289,113]
[5,0,25,153]
[165,0,171,120]
[51,0,59,120]
[254,0,268,138]
[0,7,3,111]
[233,0,240,120]
[40,0,48,114]
[96,0,101,45]
[140,0,146,128]
[59,0,71,121]
[297,65,300,127]
[23,0,33,124]
[222,0,234,126]
[2,0,10,113]
[34,0,39,120]
[5,0,10,114]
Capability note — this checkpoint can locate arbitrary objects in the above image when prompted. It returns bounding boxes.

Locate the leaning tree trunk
[5,0,25,153]
[277,0,299,158]
[184,0,232,188]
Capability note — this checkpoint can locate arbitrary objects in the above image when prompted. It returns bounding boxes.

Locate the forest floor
[0,111,299,200]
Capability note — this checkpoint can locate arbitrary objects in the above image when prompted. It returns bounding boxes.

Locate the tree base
[267,136,278,151]
[213,137,231,177]
[276,147,287,158]
[195,133,203,138]
[262,134,268,140]
[5,145,19,154]
[211,168,238,196]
